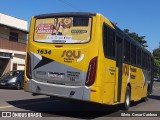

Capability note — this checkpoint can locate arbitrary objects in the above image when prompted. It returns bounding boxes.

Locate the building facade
[0,13,28,76]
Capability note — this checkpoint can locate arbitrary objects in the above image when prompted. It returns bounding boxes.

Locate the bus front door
[115,36,123,102]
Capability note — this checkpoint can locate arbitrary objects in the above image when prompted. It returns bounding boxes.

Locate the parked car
[0,70,24,90]
[0,72,2,78]
[154,76,160,82]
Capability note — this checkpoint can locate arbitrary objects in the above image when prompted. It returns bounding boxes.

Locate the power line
[57,0,81,12]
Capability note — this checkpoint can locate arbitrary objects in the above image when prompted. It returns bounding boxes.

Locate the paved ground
[0,82,160,120]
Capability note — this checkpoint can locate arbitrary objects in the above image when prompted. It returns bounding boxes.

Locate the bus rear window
[34,17,92,44]
[73,17,89,26]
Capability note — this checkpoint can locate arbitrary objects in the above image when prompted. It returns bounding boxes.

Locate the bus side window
[137,48,142,67]
[142,51,145,68]
[131,44,136,65]
[146,54,150,70]
[103,24,115,59]
[124,40,130,63]
[148,56,151,70]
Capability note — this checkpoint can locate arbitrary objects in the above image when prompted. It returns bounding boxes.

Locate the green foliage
[123,29,160,76]
[153,48,160,75]
[153,48,160,59]
[154,58,160,76]
[123,29,148,47]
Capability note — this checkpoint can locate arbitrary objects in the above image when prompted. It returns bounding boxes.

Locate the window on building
[103,25,115,58]
[131,44,136,65]
[9,32,18,41]
[13,63,17,71]
[124,39,130,63]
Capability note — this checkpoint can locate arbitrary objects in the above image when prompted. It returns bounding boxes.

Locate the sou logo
[61,50,84,62]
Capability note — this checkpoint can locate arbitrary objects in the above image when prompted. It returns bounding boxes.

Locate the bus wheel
[123,86,131,111]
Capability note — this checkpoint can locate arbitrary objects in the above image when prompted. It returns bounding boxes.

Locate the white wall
[0,49,26,71]
[11,57,25,70]
[0,13,28,31]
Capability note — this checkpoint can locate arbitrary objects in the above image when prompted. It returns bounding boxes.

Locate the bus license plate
[48,72,65,79]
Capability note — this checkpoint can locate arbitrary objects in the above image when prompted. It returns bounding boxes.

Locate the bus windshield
[34,17,92,44]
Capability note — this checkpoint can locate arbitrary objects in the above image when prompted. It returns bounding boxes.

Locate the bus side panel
[102,59,116,104]
[130,66,146,101]
[121,65,140,102]
[141,69,151,98]
[24,17,35,92]
[89,14,103,103]
[136,67,145,100]
[95,16,117,105]
[89,14,116,104]
[120,63,128,103]
[120,64,149,103]
[96,15,117,105]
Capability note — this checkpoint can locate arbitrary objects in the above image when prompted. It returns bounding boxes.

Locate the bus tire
[123,86,131,111]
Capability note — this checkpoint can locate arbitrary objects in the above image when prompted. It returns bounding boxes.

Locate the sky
[0,0,159,52]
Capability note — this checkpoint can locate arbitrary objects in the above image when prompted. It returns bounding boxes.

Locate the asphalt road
[0,82,160,120]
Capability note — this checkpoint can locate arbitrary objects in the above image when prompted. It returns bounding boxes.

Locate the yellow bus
[24,12,153,110]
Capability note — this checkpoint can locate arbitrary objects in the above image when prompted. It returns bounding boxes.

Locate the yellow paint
[25,13,149,106]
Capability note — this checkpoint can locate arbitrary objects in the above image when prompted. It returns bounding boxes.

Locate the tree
[123,29,148,47]
[153,48,160,76]
[153,48,160,59]
[154,59,160,76]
